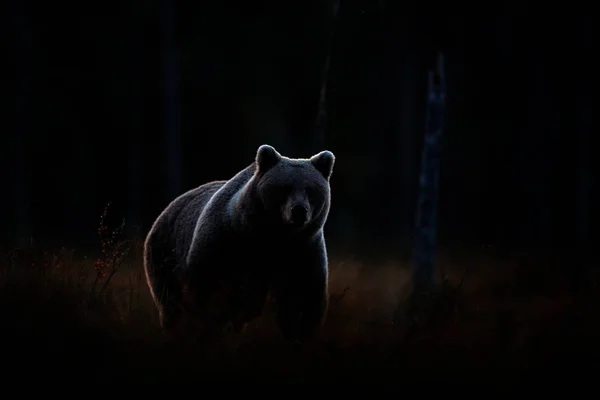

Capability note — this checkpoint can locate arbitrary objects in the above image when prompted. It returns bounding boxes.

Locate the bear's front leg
[272,240,329,344]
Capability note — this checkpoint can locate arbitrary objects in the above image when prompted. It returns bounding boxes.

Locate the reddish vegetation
[2,238,598,384]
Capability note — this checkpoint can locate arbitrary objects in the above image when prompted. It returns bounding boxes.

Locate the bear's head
[251,144,335,236]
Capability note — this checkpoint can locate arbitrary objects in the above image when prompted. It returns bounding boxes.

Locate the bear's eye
[305,186,322,203]
[266,184,292,204]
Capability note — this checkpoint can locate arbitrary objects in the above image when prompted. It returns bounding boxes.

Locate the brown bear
[143,145,335,344]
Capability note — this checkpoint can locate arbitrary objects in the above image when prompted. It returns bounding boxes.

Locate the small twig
[99,240,131,296]
[88,202,130,300]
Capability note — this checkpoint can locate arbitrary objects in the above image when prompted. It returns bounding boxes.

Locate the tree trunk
[162,0,182,200]
[127,5,147,235]
[313,0,340,152]
[13,1,33,246]
[572,16,593,292]
[412,53,446,293]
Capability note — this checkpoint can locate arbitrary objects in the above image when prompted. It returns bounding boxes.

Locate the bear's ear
[310,150,335,180]
[256,144,282,174]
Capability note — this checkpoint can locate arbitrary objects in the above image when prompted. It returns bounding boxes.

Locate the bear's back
[163,180,227,263]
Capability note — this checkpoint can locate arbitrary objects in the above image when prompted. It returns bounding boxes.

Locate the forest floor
[1,236,599,386]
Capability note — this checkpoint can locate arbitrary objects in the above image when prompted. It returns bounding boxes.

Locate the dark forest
[2,0,598,386]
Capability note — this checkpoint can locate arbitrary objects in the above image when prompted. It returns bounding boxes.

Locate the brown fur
[143,145,335,344]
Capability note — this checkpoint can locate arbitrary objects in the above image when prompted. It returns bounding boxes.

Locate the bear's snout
[290,204,309,226]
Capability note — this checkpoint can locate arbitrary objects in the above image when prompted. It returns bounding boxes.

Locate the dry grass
[1,238,599,385]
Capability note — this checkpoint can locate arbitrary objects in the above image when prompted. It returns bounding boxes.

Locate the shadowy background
[2,1,599,384]
[4,1,597,284]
